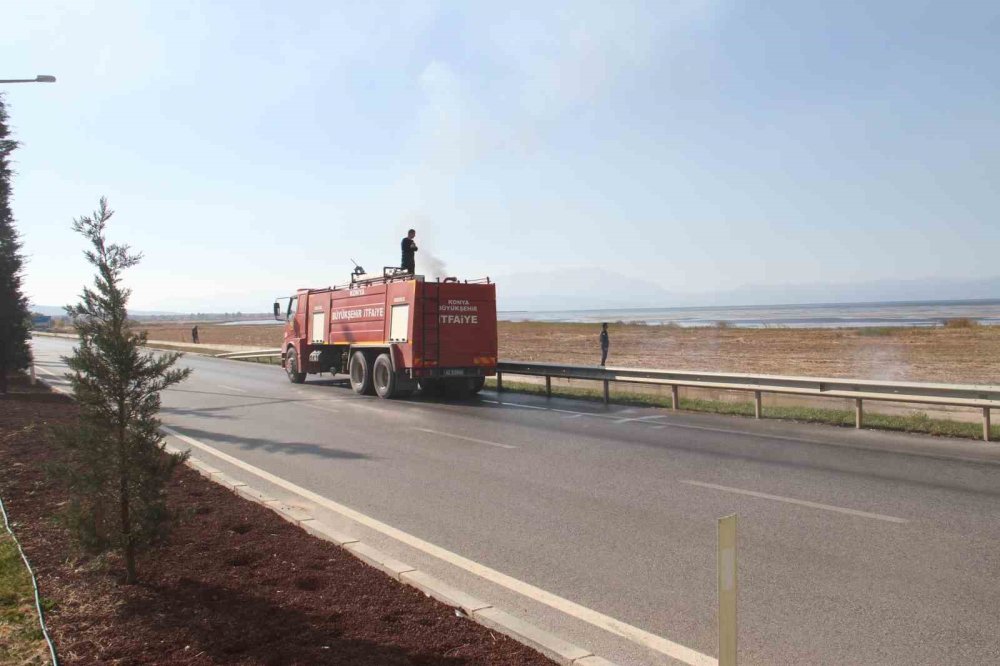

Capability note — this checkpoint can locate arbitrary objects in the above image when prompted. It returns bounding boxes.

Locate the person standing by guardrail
[191,325,199,344]
[600,323,609,366]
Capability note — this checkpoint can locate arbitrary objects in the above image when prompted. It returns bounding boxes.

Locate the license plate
[444,369,465,376]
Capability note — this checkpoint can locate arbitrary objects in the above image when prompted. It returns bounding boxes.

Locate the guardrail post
[30,360,36,385]
[603,379,610,405]
[718,514,738,666]
[545,376,551,398]
[497,371,503,393]
[671,385,679,410]
[855,398,863,429]
[753,391,761,419]
[984,408,991,442]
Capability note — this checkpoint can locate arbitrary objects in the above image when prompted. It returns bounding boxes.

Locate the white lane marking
[681,480,910,524]
[414,428,517,450]
[217,384,247,393]
[161,425,715,666]
[485,398,569,413]
[562,414,583,420]
[484,395,942,454]
[615,415,667,424]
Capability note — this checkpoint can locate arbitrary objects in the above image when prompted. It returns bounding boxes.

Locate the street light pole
[0,75,57,84]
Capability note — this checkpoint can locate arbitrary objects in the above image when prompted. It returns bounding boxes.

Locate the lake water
[216,300,1000,329]
[219,319,283,326]
[498,299,1000,328]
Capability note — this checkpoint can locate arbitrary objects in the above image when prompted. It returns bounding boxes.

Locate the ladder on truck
[421,282,440,369]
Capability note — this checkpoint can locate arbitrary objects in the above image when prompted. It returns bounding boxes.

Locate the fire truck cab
[274,268,497,399]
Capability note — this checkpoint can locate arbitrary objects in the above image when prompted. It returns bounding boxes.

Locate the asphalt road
[31,336,1000,665]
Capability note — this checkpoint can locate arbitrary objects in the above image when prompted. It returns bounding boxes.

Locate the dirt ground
[127,321,1000,385]
[504,322,1000,385]
[136,323,283,348]
[0,384,553,665]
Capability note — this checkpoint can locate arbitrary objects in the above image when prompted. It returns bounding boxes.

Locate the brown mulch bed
[0,385,553,665]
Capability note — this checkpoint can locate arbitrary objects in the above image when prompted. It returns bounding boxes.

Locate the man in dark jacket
[600,323,609,366]
[401,229,418,273]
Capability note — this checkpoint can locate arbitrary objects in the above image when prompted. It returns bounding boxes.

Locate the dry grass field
[137,323,284,348]
[129,320,1000,385]
[498,321,1000,385]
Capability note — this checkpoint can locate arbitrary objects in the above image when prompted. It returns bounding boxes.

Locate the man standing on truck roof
[401,229,418,273]
[600,323,609,366]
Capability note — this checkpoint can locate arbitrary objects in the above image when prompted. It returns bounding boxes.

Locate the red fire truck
[274,267,497,399]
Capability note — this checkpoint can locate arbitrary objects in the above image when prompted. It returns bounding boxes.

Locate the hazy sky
[3,1,999,311]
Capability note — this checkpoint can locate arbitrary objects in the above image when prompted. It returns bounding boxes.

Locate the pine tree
[0,93,32,393]
[60,198,191,583]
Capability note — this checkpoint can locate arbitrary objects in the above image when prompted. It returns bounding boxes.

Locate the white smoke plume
[421,250,449,281]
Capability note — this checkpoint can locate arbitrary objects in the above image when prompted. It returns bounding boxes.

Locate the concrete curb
[167,442,618,666]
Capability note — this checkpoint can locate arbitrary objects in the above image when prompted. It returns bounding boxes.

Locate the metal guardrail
[497,362,999,442]
[210,351,998,441]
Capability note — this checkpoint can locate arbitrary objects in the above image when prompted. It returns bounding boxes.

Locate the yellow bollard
[718,514,738,666]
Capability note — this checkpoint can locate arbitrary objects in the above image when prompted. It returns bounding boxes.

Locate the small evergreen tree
[61,198,191,583]
[0,93,32,393]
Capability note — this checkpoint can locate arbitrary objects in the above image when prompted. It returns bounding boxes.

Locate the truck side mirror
[273,302,281,321]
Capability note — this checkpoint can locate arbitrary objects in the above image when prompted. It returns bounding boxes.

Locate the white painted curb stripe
[161,425,716,666]
[170,448,614,665]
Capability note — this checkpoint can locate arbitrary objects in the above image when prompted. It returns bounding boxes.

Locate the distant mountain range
[29,305,271,322]
[32,271,999,316]
[494,269,1000,312]
[30,305,178,317]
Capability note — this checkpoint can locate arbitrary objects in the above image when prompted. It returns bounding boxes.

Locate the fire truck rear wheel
[349,351,375,395]
[285,348,306,384]
[372,354,399,399]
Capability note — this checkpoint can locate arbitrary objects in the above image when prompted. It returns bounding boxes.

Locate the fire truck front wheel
[349,351,375,395]
[285,348,306,384]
